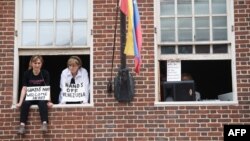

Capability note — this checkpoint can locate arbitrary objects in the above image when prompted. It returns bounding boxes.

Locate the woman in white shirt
[59,56,89,104]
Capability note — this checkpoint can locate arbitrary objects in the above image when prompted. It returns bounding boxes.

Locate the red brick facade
[0,0,249,140]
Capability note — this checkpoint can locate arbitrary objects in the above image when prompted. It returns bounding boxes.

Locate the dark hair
[181,73,193,81]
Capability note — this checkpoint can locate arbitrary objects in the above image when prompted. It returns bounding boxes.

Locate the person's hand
[47,101,53,108]
[16,102,22,109]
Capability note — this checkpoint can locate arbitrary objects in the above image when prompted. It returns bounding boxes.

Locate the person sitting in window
[181,73,201,101]
[59,56,89,104]
[17,55,52,134]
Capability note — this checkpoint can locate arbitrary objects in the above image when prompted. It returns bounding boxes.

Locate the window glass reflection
[74,0,88,19]
[160,0,175,16]
[40,0,53,19]
[57,0,70,20]
[178,45,192,54]
[195,0,209,15]
[22,22,36,46]
[56,22,70,46]
[39,22,53,46]
[195,45,210,53]
[73,22,87,45]
[23,0,36,19]
[161,46,176,54]
[212,0,227,14]
[177,0,191,15]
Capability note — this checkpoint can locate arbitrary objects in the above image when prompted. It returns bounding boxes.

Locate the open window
[14,0,93,107]
[159,60,232,102]
[18,55,90,104]
[155,0,237,104]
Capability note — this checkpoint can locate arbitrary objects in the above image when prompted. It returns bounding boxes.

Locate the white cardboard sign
[25,86,50,101]
[61,83,86,102]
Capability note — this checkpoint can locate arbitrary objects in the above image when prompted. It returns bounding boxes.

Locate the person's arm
[16,86,27,108]
[59,69,67,104]
[82,68,89,104]
[17,71,28,108]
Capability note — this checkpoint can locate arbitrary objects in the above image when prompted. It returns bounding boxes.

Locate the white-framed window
[13,0,93,107]
[154,0,237,105]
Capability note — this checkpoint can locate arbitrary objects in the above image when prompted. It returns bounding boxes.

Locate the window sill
[12,103,94,109]
[154,100,238,106]
[53,103,94,108]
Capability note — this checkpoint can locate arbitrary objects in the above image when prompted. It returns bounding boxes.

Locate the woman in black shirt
[17,55,52,134]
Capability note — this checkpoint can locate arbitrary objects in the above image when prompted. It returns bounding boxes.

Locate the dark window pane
[195,45,210,53]
[213,44,228,53]
[178,45,192,54]
[161,46,175,54]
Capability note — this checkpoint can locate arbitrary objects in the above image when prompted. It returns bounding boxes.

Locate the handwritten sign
[61,83,86,102]
[167,60,181,81]
[25,86,50,101]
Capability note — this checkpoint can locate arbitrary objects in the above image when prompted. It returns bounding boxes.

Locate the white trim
[19,0,90,47]
[154,0,237,105]
[158,41,231,45]
[154,101,238,107]
[13,0,94,107]
[89,0,94,105]
[12,103,94,109]
[12,0,21,108]
[158,54,232,60]
[229,0,237,102]
[154,0,160,102]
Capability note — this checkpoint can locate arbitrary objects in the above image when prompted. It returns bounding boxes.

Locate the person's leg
[37,101,48,123]
[18,101,32,134]
[37,101,48,133]
[20,101,32,124]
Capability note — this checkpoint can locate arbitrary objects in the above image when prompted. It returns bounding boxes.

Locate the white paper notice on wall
[167,60,181,81]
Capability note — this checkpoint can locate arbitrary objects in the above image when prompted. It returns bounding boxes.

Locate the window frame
[154,0,237,106]
[12,0,94,108]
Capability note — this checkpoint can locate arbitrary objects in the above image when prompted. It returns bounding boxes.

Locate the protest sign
[61,83,86,102]
[25,86,50,101]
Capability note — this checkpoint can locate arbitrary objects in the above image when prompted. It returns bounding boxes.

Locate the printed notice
[25,86,50,101]
[167,60,181,81]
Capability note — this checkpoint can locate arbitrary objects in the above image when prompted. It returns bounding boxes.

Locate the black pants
[20,100,48,124]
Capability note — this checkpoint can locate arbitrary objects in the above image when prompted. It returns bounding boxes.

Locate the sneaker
[17,125,25,134]
[41,123,48,133]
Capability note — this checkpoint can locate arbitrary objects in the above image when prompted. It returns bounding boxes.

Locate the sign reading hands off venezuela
[61,82,87,102]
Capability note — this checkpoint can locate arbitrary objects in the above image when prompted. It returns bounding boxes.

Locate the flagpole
[113,3,134,102]
[120,10,126,69]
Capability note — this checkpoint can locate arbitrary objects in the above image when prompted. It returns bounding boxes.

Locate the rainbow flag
[120,0,142,74]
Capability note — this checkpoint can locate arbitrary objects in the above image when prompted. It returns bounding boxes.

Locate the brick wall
[0,0,249,141]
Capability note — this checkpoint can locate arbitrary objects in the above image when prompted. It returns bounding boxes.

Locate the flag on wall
[120,0,142,74]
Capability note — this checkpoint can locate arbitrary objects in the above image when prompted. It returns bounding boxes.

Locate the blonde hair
[67,56,82,67]
[28,55,44,70]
